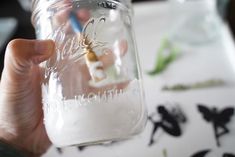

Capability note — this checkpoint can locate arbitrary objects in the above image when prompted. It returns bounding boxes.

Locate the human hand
[0,4,88,154]
[0,2,129,156]
[0,37,128,156]
[0,39,55,157]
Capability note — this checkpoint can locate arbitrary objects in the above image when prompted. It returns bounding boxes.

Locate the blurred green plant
[162,79,225,91]
[163,149,168,157]
[148,39,180,75]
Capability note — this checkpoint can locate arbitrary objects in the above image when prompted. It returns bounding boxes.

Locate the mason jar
[31,0,147,147]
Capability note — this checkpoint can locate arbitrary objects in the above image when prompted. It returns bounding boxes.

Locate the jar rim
[31,0,132,27]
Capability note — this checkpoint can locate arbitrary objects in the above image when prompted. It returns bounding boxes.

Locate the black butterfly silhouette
[197,104,234,147]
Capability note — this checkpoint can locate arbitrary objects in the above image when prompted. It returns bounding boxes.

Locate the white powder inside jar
[42,79,146,147]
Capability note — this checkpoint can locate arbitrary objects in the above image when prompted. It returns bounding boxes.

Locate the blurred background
[0,0,234,74]
[1,1,235,157]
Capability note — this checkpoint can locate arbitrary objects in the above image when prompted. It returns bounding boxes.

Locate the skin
[0,2,129,156]
[0,38,127,157]
[0,39,55,157]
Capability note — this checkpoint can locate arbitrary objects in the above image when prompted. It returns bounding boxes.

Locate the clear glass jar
[31,0,147,147]
[168,0,221,45]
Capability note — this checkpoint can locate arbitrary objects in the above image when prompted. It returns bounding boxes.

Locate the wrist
[0,139,25,157]
[0,131,41,157]
[0,118,51,157]
[0,139,41,157]
[0,138,41,157]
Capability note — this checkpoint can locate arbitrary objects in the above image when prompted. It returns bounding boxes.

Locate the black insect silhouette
[56,148,63,154]
[191,149,235,157]
[223,153,235,157]
[191,149,211,157]
[197,104,234,147]
[148,105,187,146]
[77,146,87,151]
[56,146,87,154]
[224,153,235,157]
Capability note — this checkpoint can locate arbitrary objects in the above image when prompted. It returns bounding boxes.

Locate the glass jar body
[32,0,147,147]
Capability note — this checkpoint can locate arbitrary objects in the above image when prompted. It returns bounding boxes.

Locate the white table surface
[43,1,235,157]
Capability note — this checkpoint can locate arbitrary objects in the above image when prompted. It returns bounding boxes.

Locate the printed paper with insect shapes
[42,1,235,157]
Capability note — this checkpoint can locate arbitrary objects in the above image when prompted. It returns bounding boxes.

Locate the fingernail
[35,40,55,54]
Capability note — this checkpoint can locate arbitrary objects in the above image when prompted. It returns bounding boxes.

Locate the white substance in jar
[87,61,106,82]
[42,79,146,147]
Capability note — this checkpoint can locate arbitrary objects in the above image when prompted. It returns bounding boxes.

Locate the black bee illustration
[197,104,234,147]
[148,104,187,146]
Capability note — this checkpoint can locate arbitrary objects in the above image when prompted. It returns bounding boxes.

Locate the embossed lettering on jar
[31,0,147,147]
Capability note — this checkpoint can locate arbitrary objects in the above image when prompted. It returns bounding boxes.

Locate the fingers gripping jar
[31,0,147,147]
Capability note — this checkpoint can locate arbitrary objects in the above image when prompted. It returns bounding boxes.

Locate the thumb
[2,39,55,80]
